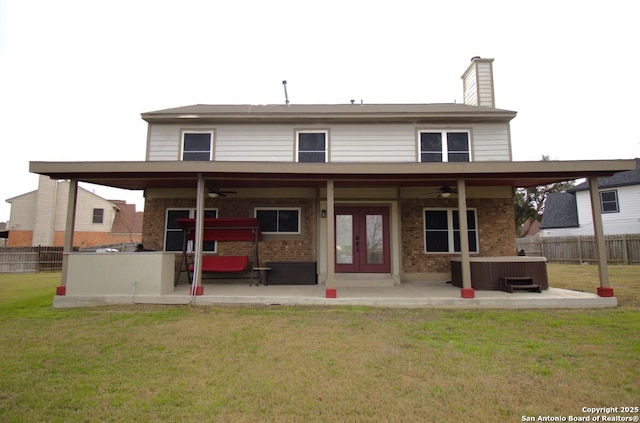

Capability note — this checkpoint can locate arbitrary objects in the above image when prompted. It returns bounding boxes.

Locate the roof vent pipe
[282,80,290,106]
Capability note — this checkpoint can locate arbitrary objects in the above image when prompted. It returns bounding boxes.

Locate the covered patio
[31,159,637,307]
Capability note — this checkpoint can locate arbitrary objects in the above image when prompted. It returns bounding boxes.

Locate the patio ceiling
[30,159,637,191]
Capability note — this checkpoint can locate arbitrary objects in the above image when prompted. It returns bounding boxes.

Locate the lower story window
[255,208,301,234]
[164,209,217,252]
[424,208,478,253]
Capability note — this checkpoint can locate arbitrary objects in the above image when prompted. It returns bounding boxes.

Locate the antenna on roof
[282,80,290,106]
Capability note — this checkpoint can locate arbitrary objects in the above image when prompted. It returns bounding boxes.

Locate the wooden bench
[499,276,542,293]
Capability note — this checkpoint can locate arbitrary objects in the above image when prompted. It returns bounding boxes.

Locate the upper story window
[600,190,619,213]
[297,131,327,163]
[419,131,470,163]
[255,207,301,234]
[164,209,218,252]
[92,208,104,224]
[424,208,478,253]
[182,131,213,161]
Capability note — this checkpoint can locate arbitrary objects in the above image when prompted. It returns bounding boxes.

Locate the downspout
[57,179,78,296]
[457,179,474,298]
[588,176,613,297]
[191,173,206,298]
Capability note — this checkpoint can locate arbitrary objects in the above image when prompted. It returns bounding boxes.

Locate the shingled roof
[570,158,640,191]
[141,103,518,124]
[540,192,579,229]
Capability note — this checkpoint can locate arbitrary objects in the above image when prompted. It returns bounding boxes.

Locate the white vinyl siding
[472,124,511,161]
[147,125,182,160]
[330,125,415,162]
[545,187,640,236]
[216,126,294,161]
[146,123,511,163]
[476,61,495,107]
[463,75,477,107]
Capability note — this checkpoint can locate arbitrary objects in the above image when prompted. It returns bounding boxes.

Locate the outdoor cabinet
[266,261,317,285]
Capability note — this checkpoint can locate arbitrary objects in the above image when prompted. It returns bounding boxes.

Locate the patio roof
[29,159,637,191]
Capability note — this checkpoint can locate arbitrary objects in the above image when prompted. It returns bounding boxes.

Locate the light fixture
[208,192,218,198]
[321,210,327,218]
[440,191,451,198]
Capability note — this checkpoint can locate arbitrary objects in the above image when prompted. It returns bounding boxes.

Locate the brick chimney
[461,57,495,107]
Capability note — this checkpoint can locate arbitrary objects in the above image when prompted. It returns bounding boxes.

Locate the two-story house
[29,57,635,305]
[5,175,143,247]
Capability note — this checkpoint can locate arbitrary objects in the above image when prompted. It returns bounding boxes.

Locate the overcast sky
[1,0,639,222]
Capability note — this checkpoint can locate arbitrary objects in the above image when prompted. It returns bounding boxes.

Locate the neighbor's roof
[141,103,518,124]
[540,192,579,229]
[570,158,640,191]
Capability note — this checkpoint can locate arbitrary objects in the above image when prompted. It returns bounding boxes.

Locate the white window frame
[295,130,328,163]
[180,130,214,161]
[418,130,471,163]
[164,208,218,252]
[254,207,302,234]
[423,208,479,254]
[599,190,619,213]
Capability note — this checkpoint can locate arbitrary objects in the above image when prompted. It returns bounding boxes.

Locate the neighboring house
[5,175,143,247]
[0,221,7,246]
[541,158,640,237]
[28,57,636,303]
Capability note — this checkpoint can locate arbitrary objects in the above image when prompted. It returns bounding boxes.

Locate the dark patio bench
[499,276,542,293]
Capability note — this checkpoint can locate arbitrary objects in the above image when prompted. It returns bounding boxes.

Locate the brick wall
[400,197,516,273]
[142,197,316,266]
[6,230,32,247]
[7,230,141,247]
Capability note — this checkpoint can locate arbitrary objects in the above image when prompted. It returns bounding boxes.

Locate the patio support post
[192,173,205,296]
[457,179,474,298]
[588,176,613,297]
[326,180,336,298]
[58,178,78,296]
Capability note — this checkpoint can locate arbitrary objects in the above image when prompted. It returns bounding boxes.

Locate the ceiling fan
[422,184,458,198]
[437,184,457,198]
[207,187,237,198]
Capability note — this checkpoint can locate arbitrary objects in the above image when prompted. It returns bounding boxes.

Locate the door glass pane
[366,214,383,264]
[336,215,353,264]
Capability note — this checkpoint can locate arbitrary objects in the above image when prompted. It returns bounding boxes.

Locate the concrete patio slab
[53,280,617,309]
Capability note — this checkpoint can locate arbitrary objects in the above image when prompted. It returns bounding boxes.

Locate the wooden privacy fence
[0,246,66,273]
[0,243,136,273]
[517,234,640,265]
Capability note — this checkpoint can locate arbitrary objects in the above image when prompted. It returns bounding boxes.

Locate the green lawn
[0,266,638,422]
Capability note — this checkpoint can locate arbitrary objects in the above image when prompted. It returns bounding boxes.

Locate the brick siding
[7,230,141,247]
[401,197,516,273]
[142,197,316,266]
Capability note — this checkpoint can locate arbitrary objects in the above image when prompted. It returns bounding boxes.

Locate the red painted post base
[56,286,66,296]
[460,288,475,299]
[190,285,204,296]
[326,288,337,298]
[597,287,614,297]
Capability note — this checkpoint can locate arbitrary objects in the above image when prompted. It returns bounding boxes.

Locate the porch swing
[174,217,262,286]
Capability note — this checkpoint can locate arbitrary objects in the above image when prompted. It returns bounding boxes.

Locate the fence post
[577,237,583,264]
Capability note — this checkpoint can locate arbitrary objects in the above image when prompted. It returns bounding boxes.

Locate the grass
[0,266,638,422]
